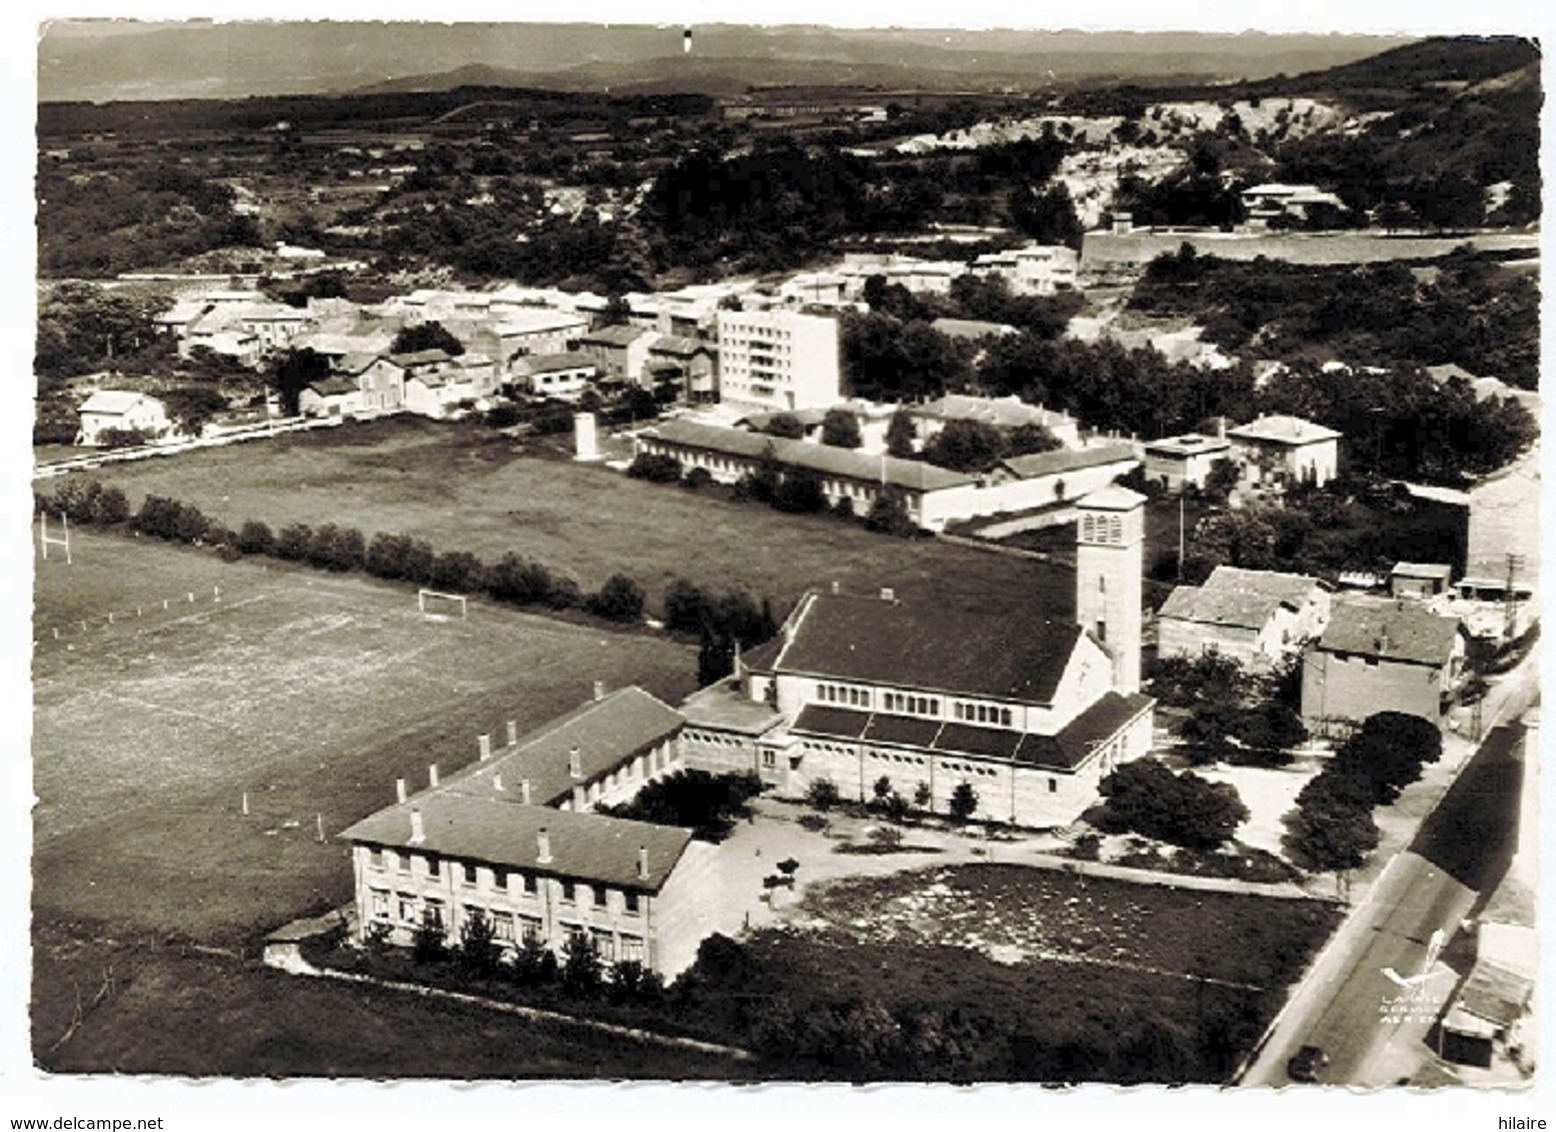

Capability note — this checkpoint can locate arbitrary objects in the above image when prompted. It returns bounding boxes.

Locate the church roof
[771,592,1084,706]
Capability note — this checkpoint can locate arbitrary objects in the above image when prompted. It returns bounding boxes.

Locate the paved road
[1242,723,1527,1087]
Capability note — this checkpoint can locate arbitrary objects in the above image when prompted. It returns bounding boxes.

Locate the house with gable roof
[76,389,172,446]
[1157,566,1331,668]
[1300,595,1464,729]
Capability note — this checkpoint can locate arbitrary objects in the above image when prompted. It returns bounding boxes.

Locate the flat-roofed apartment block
[680,489,1155,828]
[715,309,840,413]
[1142,431,1233,494]
[340,687,719,979]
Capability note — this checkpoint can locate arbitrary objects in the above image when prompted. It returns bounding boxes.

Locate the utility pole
[1177,492,1186,581]
[1503,553,1525,640]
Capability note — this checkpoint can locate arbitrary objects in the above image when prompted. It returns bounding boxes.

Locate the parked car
[1287,1044,1329,1082]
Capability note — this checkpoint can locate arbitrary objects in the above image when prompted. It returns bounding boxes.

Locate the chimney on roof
[880,587,896,602]
[638,845,650,881]
[537,827,552,864]
[396,778,407,804]
[506,719,518,747]
[409,808,425,845]
[592,680,606,702]
[520,779,532,804]
[569,746,582,779]
[493,773,504,792]
[428,763,440,788]
[478,733,492,760]
[1217,416,1227,439]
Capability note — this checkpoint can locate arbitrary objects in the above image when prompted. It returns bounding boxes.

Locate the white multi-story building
[716,309,841,414]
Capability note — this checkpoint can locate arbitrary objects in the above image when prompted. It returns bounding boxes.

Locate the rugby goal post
[39,511,72,565]
[418,589,468,620]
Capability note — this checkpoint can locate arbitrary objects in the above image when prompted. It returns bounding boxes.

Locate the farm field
[738,863,1341,1081]
[57,416,1068,620]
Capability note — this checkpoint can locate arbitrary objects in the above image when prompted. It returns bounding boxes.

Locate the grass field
[33,529,697,941]
[31,529,708,1072]
[32,931,750,1079]
[56,416,1068,620]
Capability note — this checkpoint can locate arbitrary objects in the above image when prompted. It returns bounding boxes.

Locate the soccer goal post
[418,589,469,619]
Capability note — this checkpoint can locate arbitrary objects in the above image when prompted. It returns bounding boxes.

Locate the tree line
[33,478,658,629]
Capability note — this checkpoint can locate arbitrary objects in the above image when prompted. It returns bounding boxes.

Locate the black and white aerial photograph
[5,0,1548,1124]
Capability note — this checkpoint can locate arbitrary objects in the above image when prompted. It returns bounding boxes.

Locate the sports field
[32,529,697,942]
[58,416,1069,620]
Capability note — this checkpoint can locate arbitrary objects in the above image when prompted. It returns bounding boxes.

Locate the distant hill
[1285,34,1540,93]
[38,20,1416,104]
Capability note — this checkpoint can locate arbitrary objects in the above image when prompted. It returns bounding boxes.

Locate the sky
[4,0,1553,1127]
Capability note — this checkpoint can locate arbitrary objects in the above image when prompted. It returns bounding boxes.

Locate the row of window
[817,682,870,708]
[881,691,940,718]
[369,893,645,963]
[953,702,1015,727]
[368,853,640,912]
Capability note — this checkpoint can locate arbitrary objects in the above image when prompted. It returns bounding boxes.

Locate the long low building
[339,687,720,980]
[636,417,1137,531]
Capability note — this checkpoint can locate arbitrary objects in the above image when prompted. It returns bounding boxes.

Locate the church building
[680,487,1155,827]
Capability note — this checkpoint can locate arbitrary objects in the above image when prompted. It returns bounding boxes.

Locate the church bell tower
[1074,485,1146,694]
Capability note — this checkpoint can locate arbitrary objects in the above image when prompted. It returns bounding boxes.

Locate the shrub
[92,485,130,526]
[364,918,394,955]
[507,938,558,987]
[1071,832,1103,861]
[307,524,365,572]
[912,781,932,809]
[546,576,582,610]
[587,574,646,622]
[97,426,153,450]
[865,487,916,537]
[236,519,275,556]
[949,782,979,822]
[681,466,714,492]
[626,453,683,483]
[797,813,830,833]
[870,825,904,851]
[663,578,712,635]
[430,551,485,593]
[275,523,313,561]
[456,909,503,979]
[833,495,856,520]
[773,467,825,514]
[411,908,448,963]
[560,933,604,996]
[486,553,554,606]
[806,778,841,812]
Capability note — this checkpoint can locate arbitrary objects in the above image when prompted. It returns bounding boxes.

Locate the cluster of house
[342,488,1155,977]
[1142,415,1342,495]
[1158,560,1471,732]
